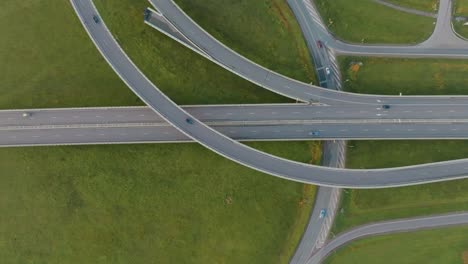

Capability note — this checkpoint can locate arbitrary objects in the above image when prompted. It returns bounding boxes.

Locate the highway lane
[307,212,468,264]
[72,0,468,188]
[148,0,468,106]
[7,105,468,126]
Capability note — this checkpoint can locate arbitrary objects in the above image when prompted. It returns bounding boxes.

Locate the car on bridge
[325,67,331,75]
[382,104,391,109]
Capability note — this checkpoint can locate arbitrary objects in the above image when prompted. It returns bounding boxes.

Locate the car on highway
[382,104,391,109]
[309,131,320,136]
[316,40,323,48]
[185,118,194,124]
[93,15,100,24]
[325,67,331,75]
[22,112,31,118]
[319,209,327,218]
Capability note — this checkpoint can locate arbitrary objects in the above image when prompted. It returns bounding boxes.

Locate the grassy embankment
[453,0,468,38]
[386,0,438,12]
[314,0,435,44]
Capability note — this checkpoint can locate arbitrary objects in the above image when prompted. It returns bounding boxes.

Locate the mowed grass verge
[386,0,438,12]
[314,0,435,44]
[453,0,468,38]
[0,0,138,108]
[333,57,468,232]
[0,142,319,264]
[1,1,321,264]
[324,225,468,264]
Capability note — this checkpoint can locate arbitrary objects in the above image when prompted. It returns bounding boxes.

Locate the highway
[70,0,468,189]
[8,107,468,147]
[307,212,468,263]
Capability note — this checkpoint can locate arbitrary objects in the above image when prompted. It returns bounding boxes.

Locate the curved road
[70,0,468,189]
[148,0,468,104]
[308,212,468,263]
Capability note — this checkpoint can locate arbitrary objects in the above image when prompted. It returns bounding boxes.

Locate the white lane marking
[249,112,255,115]
[51,116,57,119]
[293,112,300,114]
[203,113,212,116]
[340,129,348,132]
[96,115,102,118]
[404,110,411,113]
[272,112,277,115]
[72,116,79,118]
[251,130,258,133]
[450,110,455,113]
[99,134,105,136]
[9,135,16,139]
[296,130,304,132]
[230,130,237,134]
[143,133,149,135]
[32,135,39,138]
[139,114,145,117]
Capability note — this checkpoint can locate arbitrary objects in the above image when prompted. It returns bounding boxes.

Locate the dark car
[93,15,100,24]
[186,118,194,124]
[382,104,391,109]
[316,40,323,48]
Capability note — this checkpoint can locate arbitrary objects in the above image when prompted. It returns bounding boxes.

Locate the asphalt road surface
[308,212,468,263]
[7,107,468,147]
[71,0,468,188]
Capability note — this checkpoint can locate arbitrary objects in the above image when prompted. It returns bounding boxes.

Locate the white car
[325,67,331,75]
[319,209,327,218]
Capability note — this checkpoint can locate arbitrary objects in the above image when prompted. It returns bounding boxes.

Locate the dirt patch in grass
[463,251,468,264]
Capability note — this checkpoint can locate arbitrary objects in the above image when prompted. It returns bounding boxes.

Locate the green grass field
[325,225,468,264]
[341,57,468,95]
[0,0,138,109]
[0,142,319,264]
[333,57,468,233]
[1,0,320,263]
[453,0,468,38]
[314,0,435,44]
[386,0,438,12]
